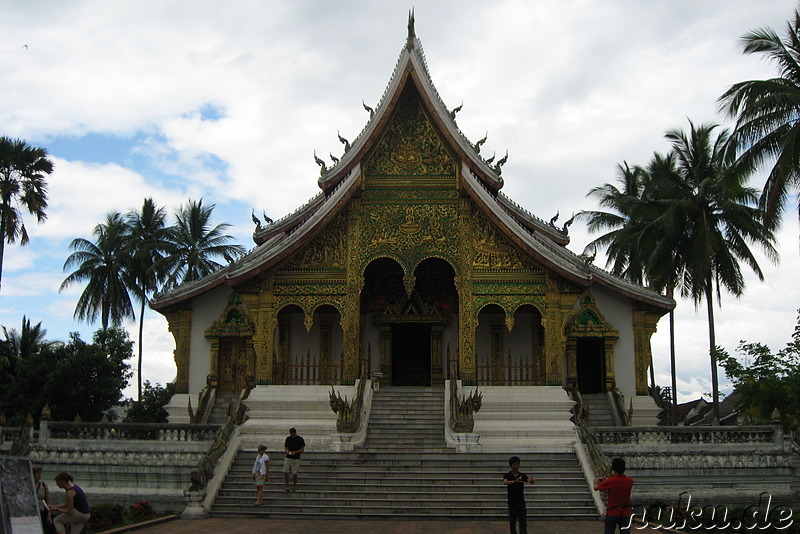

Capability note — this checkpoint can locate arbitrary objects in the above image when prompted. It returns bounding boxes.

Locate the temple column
[565,337,578,390]
[533,322,545,386]
[457,197,476,385]
[340,306,360,385]
[241,286,274,386]
[604,337,617,391]
[319,312,333,383]
[490,312,505,385]
[379,325,392,381]
[431,325,443,386]
[632,307,660,395]
[277,315,291,385]
[163,307,192,394]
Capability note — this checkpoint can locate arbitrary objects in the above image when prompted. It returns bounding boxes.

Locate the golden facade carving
[632,306,661,395]
[163,306,192,393]
[282,214,348,269]
[204,294,257,393]
[365,86,455,177]
[163,82,658,394]
[471,210,532,270]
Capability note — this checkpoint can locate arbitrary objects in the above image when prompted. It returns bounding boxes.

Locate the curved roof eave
[252,190,326,245]
[461,162,674,311]
[151,164,362,311]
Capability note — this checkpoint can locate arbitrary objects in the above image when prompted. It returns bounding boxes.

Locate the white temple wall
[588,286,637,398]
[188,285,232,394]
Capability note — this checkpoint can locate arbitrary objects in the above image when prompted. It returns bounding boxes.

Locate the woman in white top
[251,445,270,505]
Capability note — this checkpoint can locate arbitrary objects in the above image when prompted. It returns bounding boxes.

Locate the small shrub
[87,502,124,532]
[128,500,153,522]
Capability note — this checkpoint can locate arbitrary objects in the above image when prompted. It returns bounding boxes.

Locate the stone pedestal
[181,488,208,519]
[629,395,661,426]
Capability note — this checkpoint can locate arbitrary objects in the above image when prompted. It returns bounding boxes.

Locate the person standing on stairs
[252,445,270,505]
[503,456,535,534]
[283,428,305,493]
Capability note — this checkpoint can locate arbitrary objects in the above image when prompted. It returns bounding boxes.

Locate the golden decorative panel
[280,214,348,270]
[365,85,455,177]
[471,209,535,270]
[360,203,459,262]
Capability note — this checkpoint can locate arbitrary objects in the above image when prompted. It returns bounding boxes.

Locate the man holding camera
[594,457,634,534]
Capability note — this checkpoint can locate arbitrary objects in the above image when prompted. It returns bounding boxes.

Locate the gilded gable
[365,83,455,178]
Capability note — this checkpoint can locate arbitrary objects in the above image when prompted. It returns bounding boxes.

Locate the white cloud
[1,0,798,396]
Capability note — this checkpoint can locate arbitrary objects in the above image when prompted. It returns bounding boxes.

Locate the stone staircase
[581,393,617,427]
[210,386,598,520]
[207,392,241,424]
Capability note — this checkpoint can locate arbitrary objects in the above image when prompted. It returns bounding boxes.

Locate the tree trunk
[669,309,678,425]
[705,279,720,423]
[667,286,677,426]
[0,212,5,294]
[138,290,146,402]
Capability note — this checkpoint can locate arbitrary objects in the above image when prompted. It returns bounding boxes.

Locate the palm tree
[655,120,778,421]
[126,198,171,401]
[60,212,135,330]
[718,7,800,230]
[158,199,245,289]
[0,137,54,293]
[2,316,51,360]
[578,159,682,422]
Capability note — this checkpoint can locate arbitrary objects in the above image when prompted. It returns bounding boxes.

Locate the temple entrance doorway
[391,324,432,386]
[218,337,249,393]
[576,337,605,393]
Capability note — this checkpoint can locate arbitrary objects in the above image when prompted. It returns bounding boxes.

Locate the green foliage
[718,310,800,432]
[86,502,124,532]
[0,325,132,424]
[124,381,175,423]
[0,136,54,292]
[128,500,153,522]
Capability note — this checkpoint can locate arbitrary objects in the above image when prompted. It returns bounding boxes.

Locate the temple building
[151,15,674,436]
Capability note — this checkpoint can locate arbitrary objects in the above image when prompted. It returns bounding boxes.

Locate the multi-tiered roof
[152,15,673,313]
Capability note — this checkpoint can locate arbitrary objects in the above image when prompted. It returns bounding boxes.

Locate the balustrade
[593,426,777,446]
[284,351,343,385]
[476,353,535,386]
[46,422,220,442]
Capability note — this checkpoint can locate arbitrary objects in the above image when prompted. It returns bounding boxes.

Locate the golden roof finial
[406,8,416,49]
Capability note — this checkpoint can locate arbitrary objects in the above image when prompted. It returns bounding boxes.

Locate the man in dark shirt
[283,428,305,493]
[503,456,535,534]
[594,457,634,534]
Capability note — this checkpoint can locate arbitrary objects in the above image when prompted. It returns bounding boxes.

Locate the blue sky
[1,0,798,401]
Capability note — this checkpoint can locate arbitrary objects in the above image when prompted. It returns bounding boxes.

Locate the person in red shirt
[594,457,634,534]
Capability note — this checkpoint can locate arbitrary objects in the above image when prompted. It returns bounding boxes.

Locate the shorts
[255,476,266,486]
[284,457,300,475]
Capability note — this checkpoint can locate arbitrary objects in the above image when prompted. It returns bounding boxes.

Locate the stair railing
[569,387,588,425]
[329,371,367,433]
[444,380,482,452]
[181,384,251,518]
[608,387,630,426]
[190,377,217,424]
[329,370,373,452]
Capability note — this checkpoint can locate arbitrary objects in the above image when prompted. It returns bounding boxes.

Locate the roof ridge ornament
[406,8,416,49]
[314,150,327,176]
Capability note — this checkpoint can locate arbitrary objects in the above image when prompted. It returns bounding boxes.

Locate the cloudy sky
[1,0,798,402]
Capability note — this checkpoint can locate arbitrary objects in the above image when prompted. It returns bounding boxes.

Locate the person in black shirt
[503,456,535,534]
[283,428,305,493]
